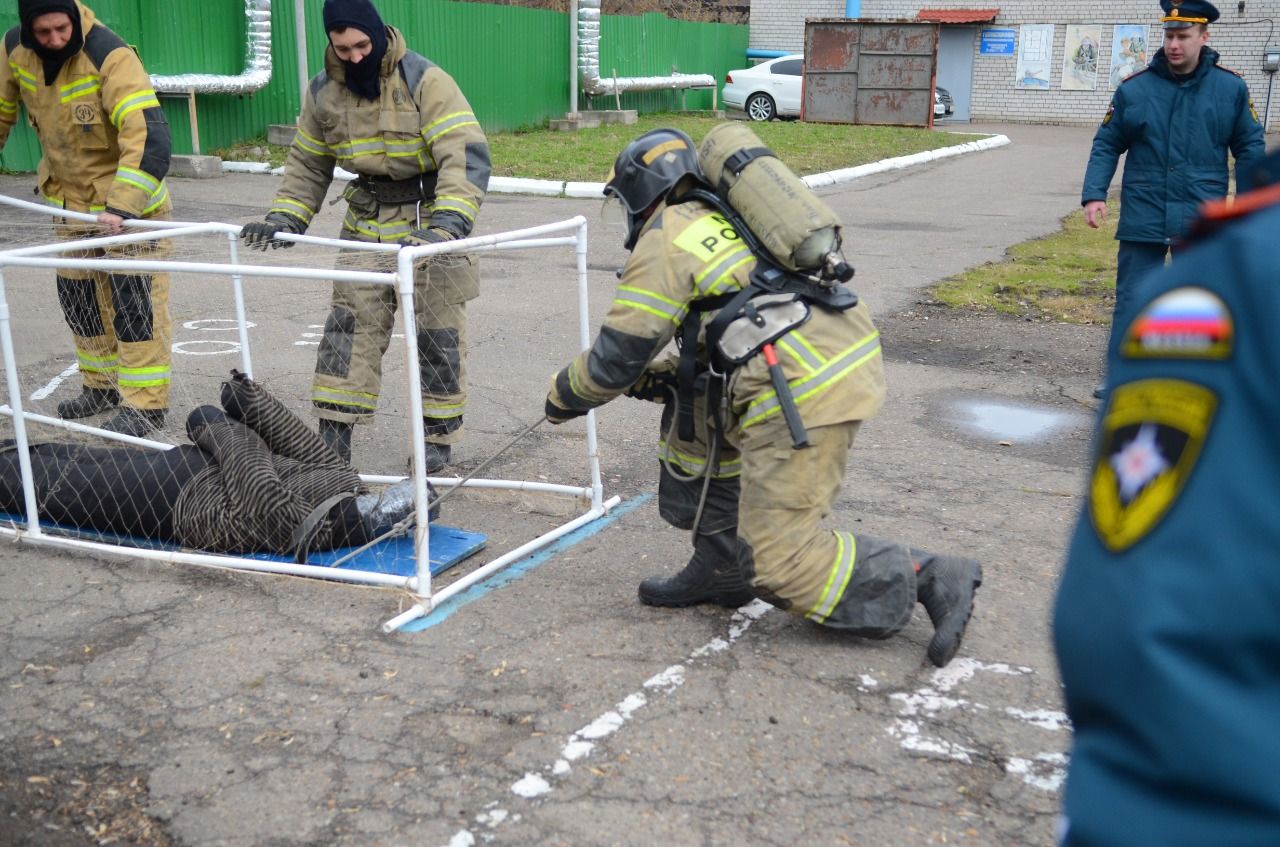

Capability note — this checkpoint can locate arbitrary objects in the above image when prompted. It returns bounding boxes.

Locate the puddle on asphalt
[944,397,1087,443]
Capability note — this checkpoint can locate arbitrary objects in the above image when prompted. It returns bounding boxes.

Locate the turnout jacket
[270,26,490,244]
[1055,168,1280,847]
[0,1,171,217]
[550,200,886,446]
[1081,47,1263,244]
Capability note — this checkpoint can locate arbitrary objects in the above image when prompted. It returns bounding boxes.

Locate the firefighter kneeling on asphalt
[544,127,983,667]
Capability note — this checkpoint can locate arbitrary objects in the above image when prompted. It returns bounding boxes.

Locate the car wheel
[745,93,776,121]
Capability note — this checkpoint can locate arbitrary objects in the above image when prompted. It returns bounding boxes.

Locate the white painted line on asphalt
[445,600,774,845]
[30,363,79,401]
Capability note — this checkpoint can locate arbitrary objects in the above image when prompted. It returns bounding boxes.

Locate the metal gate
[802,19,939,126]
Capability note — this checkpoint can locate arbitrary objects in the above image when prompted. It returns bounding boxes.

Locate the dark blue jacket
[1081,47,1264,244]
[1054,170,1280,846]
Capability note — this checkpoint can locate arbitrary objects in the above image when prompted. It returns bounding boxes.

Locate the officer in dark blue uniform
[1081,0,1264,396]
[1054,148,1280,846]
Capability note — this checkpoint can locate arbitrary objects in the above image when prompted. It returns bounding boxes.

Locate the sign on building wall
[980,28,1016,54]
[1110,24,1151,88]
[1062,24,1102,90]
[1016,23,1055,89]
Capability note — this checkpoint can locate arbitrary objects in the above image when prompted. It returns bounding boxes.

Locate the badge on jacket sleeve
[1122,286,1233,359]
[1090,379,1216,552]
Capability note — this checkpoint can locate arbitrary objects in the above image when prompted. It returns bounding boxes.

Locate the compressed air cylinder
[697,122,842,273]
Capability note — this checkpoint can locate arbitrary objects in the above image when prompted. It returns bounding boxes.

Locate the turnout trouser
[312,246,478,444]
[737,422,917,637]
[55,215,174,410]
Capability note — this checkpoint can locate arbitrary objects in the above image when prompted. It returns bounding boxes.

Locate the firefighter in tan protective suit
[545,129,982,667]
[0,0,173,436]
[242,0,489,472]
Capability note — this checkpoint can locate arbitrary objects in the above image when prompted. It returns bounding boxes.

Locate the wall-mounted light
[1264,45,1280,73]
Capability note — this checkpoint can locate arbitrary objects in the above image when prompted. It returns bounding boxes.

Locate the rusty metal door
[803,19,938,126]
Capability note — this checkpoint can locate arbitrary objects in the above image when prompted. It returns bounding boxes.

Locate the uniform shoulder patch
[1118,67,1149,85]
[1214,63,1244,78]
[1122,286,1233,360]
[1090,379,1216,552]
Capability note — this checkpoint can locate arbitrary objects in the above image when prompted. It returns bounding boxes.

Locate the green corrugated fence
[0,0,747,172]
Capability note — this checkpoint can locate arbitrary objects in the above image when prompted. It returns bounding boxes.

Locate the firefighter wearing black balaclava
[545,128,983,667]
[242,0,491,473]
[0,0,174,437]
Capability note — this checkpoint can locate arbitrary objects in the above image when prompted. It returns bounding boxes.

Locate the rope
[320,414,548,569]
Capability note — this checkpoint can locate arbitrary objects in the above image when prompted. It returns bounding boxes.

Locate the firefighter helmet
[603,128,705,249]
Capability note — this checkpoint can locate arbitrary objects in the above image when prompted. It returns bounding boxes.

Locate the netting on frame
[0,194,617,631]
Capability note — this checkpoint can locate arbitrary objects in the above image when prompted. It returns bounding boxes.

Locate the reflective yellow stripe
[118,365,171,388]
[271,197,316,224]
[615,285,686,325]
[10,63,36,91]
[433,195,478,222]
[77,352,118,373]
[312,386,378,411]
[657,438,741,479]
[742,331,882,429]
[115,166,160,194]
[805,532,857,623]
[0,97,17,115]
[142,183,169,215]
[694,247,753,297]
[342,210,412,241]
[420,400,464,418]
[776,331,824,374]
[60,74,100,103]
[294,129,331,157]
[110,90,159,126]
[46,194,105,212]
[421,111,478,146]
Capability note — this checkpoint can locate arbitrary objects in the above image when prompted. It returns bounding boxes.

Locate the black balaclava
[322,0,389,102]
[18,0,84,85]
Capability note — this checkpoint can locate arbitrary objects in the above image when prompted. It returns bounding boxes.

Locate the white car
[722,54,804,121]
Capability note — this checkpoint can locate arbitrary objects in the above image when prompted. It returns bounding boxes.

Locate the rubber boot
[423,442,451,474]
[57,387,119,419]
[101,406,165,437]
[319,419,353,463]
[914,554,983,668]
[355,479,440,539]
[638,529,754,608]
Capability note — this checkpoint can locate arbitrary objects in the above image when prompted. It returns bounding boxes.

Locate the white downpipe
[569,0,579,114]
[150,0,274,95]
[576,0,715,96]
[381,495,623,633]
[293,0,311,119]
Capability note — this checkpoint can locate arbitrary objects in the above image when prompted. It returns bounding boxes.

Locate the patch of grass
[932,204,1120,325]
[211,114,981,182]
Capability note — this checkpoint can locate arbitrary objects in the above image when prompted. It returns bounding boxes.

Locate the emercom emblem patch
[1090,379,1216,552]
[1122,286,1233,360]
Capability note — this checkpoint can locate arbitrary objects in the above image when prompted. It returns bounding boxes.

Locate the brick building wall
[749,0,1280,128]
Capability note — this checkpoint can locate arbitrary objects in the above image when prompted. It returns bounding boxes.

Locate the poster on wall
[1110,24,1151,88]
[1015,24,1055,89]
[1062,24,1102,90]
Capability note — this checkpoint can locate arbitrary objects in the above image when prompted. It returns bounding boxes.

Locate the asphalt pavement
[0,122,1106,846]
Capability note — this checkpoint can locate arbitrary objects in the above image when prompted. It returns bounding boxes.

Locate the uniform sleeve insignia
[1090,379,1216,552]
[1122,286,1233,360]
[1215,64,1244,78]
[1249,98,1260,123]
[1101,103,1115,125]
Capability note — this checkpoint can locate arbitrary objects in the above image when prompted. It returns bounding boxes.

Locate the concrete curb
[219,132,1012,197]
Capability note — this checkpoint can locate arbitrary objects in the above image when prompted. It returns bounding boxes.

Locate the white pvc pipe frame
[0,195,619,632]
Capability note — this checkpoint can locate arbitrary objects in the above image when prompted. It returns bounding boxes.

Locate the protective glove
[624,370,677,404]
[400,226,454,248]
[240,213,302,250]
[544,394,586,425]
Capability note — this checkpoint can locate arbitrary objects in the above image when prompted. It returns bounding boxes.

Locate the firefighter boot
[638,529,754,608]
[102,406,166,437]
[423,442,451,474]
[319,419,353,463]
[57,387,120,419]
[914,554,983,668]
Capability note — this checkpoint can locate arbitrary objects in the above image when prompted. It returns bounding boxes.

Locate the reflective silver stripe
[615,285,686,325]
[805,531,856,623]
[742,331,881,428]
[776,331,825,373]
[294,130,330,156]
[342,209,412,241]
[694,245,753,297]
[657,438,741,479]
[421,111,478,145]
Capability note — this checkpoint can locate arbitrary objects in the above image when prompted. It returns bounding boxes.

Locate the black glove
[624,370,677,404]
[400,226,454,248]
[186,404,230,443]
[544,395,587,425]
[241,213,301,250]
